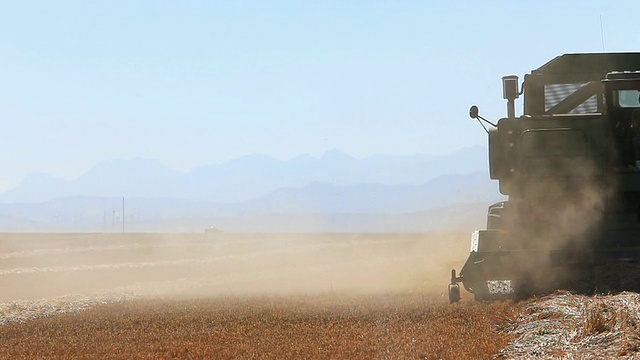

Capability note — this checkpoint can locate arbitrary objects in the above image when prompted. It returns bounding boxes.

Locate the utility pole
[122,196,125,233]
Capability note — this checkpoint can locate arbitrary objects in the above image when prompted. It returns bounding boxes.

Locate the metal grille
[544,83,599,114]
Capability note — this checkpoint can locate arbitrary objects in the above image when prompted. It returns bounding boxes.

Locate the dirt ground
[0,232,518,359]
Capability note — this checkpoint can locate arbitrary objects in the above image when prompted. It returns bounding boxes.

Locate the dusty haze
[0,232,470,305]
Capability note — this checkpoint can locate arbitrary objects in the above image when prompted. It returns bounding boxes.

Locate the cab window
[616,90,640,108]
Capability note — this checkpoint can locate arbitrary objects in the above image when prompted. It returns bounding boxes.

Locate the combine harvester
[450,53,640,303]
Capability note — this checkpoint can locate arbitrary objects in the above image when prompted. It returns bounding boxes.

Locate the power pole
[122,196,125,233]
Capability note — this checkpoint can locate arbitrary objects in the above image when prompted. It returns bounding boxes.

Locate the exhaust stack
[502,75,520,118]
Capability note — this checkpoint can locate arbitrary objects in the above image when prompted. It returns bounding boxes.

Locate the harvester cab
[449,53,640,303]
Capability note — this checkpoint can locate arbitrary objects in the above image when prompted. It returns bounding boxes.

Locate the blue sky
[0,1,638,191]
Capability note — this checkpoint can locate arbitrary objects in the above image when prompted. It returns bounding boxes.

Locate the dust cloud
[0,232,470,304]
[492,155,616,292]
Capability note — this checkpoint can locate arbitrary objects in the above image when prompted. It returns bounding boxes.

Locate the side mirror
[469,105,479,119]
[468,105,496,133]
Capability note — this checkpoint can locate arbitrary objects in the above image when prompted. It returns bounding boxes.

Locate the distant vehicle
[449,53,640,303]
[204,226,223,233]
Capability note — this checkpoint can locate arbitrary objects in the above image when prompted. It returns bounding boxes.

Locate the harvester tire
[473,283,491,302]
[448,284,461,304]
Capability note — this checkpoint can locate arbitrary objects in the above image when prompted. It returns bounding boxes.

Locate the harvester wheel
[448,284,461,303]
[472,283,491,302]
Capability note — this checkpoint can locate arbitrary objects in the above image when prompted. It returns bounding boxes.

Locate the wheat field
[0,232,521,359]
[4,232,636,359]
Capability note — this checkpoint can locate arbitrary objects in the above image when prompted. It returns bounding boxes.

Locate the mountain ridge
[0,146,490,203]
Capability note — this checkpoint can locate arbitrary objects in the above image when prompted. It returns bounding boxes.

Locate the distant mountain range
[0,146,504,232]
[0,146,490,203]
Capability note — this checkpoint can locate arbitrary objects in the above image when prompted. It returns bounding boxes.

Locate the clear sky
[0,1,638,191]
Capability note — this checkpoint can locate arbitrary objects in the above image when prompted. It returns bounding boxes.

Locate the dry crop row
[0,294,518,359]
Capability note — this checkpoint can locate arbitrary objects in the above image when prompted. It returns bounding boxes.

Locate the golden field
[1,232,636,359]
[0,232,518,359]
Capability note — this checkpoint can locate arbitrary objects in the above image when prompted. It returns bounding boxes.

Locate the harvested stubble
[497,291,640,359]
[0,294,517,359]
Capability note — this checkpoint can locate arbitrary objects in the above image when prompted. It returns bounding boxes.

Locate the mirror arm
[476,115,496,128]
[475,118,489,134]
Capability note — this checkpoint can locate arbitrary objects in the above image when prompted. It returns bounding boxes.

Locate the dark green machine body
[449,53,640,302]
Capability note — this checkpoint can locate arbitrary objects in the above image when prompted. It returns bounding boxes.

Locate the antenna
[600,15,606,51]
